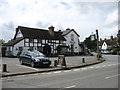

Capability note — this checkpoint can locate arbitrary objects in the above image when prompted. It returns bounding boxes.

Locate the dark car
[110,50,117,55]
[19,50,51,67]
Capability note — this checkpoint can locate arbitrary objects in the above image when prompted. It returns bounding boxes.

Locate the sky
[0,0,119,42]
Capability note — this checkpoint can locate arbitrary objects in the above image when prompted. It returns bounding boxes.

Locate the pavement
[1,55,105,77]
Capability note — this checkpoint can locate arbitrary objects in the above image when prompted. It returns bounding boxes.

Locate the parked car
[100,50,110,54]
[19,50,51,67]
[110,50,117,55]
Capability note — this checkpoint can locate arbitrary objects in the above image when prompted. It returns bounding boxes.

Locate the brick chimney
[48,26,54,36]
[66,28,70,30]
[111,36,114,40]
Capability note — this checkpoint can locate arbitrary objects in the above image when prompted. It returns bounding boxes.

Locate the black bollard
[3,64,7,72]
[82,58,85,63]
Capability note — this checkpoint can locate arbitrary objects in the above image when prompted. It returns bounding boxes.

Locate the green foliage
[118,37,120,46]
[107,46,120,51]
[84,35,97,51]
[97,52,102,58]
[0,39,5,46]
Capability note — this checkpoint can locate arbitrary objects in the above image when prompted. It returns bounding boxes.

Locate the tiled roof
[100,39,117,46]
[3,37,23,46]
[14,26,66,41]
[62,29,80,37]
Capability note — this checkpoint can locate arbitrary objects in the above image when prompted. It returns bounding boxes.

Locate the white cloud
[0,0,118,42]
[0,22,15,41]
[100,25,118,39]
[105,10,118,25]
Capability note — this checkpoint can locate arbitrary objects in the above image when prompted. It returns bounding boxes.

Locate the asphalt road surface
[2,55,119,88]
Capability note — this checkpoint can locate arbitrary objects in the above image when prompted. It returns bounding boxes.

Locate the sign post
[58,55,67,68]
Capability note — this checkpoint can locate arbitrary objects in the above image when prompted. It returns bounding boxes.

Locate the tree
[117,30,120,46]
[0,39,5,46]
[84,34,97,51]
[118,37,120,46]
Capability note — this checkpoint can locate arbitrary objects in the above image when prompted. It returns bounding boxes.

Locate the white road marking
[73,69,80,71]
[105,74,120,79]
[53,71,61,74]
[64,70,72,72]
[88,67,94,69]
[107,64,112,66]
[65,85,76,88]
[95,66,101,68]
[7,77,11,79]
[16,64,40,71]
[41,73,47,74]
[41,72,52,74]
[81,68,87,70]
[102,65,106,67]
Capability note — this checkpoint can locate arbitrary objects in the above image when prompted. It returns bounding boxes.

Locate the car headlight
[34,59,40,62]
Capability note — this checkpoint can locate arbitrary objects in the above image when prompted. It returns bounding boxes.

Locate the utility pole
[96,29,99,54]
[96,29,100,59]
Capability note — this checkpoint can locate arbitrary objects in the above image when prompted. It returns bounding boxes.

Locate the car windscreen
[30,51,45,57]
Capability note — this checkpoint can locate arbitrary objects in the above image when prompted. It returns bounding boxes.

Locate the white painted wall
[64,31,81,53]
[13,40,24,56]
[101,42,107,50]
[6,46,13,56]
[16,30,23,38]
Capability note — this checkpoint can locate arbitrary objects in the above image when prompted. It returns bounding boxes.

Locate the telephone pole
[96,29,99,54]
[96,29,100,59]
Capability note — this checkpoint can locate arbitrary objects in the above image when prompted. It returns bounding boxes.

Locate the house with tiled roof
[100,36,117,50]
[62,28,81,54]
[3,26,81,56]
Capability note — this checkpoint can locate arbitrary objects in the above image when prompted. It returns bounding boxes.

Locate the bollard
[82,58,85,63]
[54,60,58,67]
[3,64,7,72]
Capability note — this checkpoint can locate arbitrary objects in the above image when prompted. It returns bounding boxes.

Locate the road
[2,55,119,88]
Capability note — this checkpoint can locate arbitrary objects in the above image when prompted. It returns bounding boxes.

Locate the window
[29,39,34,43]
[71,34,74,41]
[18,47,23,51]
[38,39,41,43]
[25,38,29,42]
[34,39,37,42]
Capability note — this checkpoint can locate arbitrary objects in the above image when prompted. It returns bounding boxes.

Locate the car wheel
[20,60,23,65]
[31,62,35,67]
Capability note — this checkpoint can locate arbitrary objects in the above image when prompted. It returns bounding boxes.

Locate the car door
[21,52,28,64]
[25,52,32,65]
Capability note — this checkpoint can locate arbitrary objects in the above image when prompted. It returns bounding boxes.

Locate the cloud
[0,22,15,41]
[100,25,118,39]
[105,10,118,25]
[0,0,118,42]
[72,2,117,14]
[36,21,51,29]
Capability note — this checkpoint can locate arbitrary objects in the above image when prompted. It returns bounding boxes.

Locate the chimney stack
[66,28,70,30]
[48,26,54,36]
[111,36,114,40]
